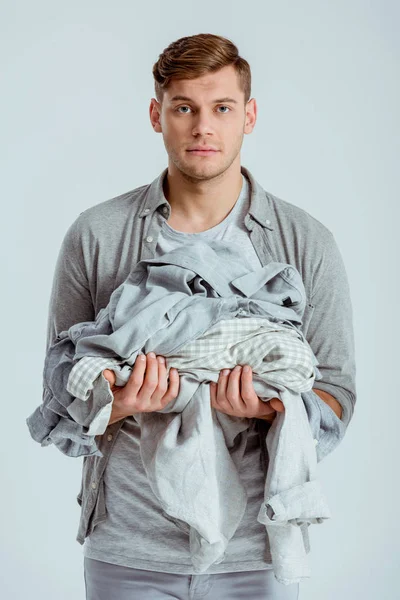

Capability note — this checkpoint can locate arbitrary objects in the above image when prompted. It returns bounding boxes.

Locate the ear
[149,98,162,133]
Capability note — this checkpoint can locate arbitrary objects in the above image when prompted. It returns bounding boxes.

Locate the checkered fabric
[67,316,318,403]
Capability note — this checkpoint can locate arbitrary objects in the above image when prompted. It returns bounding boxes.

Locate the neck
[163,160,244,226]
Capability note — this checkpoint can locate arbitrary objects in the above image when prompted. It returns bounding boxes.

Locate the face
[149,65,257,182]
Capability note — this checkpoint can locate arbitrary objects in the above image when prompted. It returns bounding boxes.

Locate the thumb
[102,368,116,387]
[269,398,285,413]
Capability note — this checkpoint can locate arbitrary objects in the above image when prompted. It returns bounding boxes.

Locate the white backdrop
[2,1,399,598]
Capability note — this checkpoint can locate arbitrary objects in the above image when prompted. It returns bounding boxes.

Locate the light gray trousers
[84,557,300,599]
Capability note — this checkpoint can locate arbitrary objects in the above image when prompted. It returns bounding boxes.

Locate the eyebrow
[169,95,238,105]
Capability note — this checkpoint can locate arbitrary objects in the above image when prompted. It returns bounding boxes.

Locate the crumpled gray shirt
[29,239,332,584]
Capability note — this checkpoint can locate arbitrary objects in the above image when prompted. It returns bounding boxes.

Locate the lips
[188,147,218,152]
[187,148,219,156]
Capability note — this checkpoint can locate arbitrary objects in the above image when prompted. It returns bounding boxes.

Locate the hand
[210,365,284,423]
[102,352,180,425]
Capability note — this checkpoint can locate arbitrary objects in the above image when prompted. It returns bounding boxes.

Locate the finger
[151,355,169,403]
[217,369,231,406]
[263,402,277,417]
[102,368,116,387]
[209,380,217,406]
[160,366,180,405]
[226,366,246,410]
[137,352,159,401]
[124,353,146,394]
[239,365,259,410]
[270,398,285,412]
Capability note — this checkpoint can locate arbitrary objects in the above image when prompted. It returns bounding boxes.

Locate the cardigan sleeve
[26,215,107,457]
[301,231,356,461]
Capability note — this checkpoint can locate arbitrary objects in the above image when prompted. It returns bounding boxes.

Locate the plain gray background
[2,1,399,598]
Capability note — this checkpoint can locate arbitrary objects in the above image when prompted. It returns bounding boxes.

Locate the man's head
[149,33,257,182]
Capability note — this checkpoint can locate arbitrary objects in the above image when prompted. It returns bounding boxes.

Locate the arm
[259,232,354,460]
[313,389,342,420]
[26,215,104,457]
[301,230,356,461]
[45,216,95,352]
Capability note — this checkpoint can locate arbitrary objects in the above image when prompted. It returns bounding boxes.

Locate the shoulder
[56,182,151,275]
[262,188,343,295]
[60,182,150,258]
[266,189,334,241]
[72,182,149,235]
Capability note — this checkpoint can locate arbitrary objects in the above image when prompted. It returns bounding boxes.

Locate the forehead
[165,65,241,100]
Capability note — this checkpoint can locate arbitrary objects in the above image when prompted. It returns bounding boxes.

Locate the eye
[174,105,231,114]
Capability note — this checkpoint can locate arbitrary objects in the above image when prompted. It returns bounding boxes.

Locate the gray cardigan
[26,165,356,546]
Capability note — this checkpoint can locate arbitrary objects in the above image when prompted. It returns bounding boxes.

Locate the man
[33,33,356,599]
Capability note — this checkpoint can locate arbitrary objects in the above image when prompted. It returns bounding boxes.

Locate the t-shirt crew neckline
[162,174,248,240]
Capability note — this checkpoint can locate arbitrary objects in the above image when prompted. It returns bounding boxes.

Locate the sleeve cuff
[66,371,115,436]
[301,389,346,462]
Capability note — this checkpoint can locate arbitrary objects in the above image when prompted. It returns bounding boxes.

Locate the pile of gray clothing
[27,240,331,586]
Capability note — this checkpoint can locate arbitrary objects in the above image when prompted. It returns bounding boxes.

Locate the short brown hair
[152,33,251,106]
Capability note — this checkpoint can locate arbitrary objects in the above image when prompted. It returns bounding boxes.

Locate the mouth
[187,150,219,156]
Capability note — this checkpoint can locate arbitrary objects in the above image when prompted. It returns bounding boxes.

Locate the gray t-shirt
[82,174,276,573]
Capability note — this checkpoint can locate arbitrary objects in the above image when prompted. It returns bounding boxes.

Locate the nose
[191,110,215,137]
